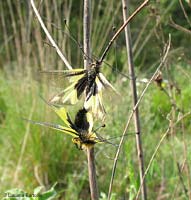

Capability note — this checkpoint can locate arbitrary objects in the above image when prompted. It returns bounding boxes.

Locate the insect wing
[51,106,74,129]
[98,73,119,94]
[23,119,77,137]
[50,82,78,105]
[84,76,106,120]
[49,69,86,105]
[39,70,71,89]
[84,92,106,120]
[86,111,94,133]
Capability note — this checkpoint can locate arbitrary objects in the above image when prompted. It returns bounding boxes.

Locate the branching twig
[98,0,149,64]
[13,98,36,183]
[30,0,72,70]
[170,18,191,36]
[108,35,171,199]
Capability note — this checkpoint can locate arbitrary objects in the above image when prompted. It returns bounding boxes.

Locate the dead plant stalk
[122,0,147,199]
[99,0,149,64]
[83,0,99,199]
[30,0,72,70]
[108,35,171,200]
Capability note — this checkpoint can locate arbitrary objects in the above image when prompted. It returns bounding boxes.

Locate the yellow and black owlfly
[43,62,118,120]
[24,103,106,150]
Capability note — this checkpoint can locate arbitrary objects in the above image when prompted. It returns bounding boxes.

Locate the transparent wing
[23,118,78,137]
[86,111,94,132]
[40,69,86,79]
[84,76,106,120]
[84,93,106,121]
[51,106,74,128]
[98,73,119,94]
[50,82,78,105]
[49,69,87,105]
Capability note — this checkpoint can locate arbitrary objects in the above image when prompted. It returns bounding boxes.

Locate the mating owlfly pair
[25,61,119,150]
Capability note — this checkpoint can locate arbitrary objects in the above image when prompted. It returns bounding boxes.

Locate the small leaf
[38,186,57,200]
[33,186,44,195]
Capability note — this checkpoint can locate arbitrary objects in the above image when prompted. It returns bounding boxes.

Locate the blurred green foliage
[0,0,191,199]
[2,185,57,200]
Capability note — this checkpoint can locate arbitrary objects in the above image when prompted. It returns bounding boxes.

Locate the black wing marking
[66,113,78,131]
[64,70,87,77]
[40,70,86,77]
[86,82,98,101]
[74,75,88,99]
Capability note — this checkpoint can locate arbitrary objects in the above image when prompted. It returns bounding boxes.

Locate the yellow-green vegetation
[0,0,191,199]
[0,63,191,199]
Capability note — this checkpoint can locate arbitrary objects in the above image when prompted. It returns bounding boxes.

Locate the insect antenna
[93,128,118,148]
[93,124,106,132]
[43,17,132,79]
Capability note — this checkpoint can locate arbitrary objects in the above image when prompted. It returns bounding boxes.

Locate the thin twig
[30,0,72,70]
[83,0,92,69]
[108,35,171,200]
[170,18,191,35]
[179,110,191,198]
[175,111,191,125]
[83,0,99,199]
[171,159,187,199]
[177,162,189,198]
[122,0,147,199]
[134,1,175,62]
[98,0,149,64]
[179,0,191,27]
[13,98,36,183]
[135,127,170,200]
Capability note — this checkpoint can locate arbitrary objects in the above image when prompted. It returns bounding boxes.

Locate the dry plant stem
[108,35,171,200]
[98,0,149,64]
[122,0,147,199]
[170,18,191,35]
[30,0,72,70]
[7,0,22,67]
[156,161,165,200]
[177,163,189,198]
[136,107,191,199]
[13,99,36,184]
[172,159,188,198]
[83,0,92,68]
[179,0,191,26]
[87,147,99,200]
[83,0,99,199]
[133,17,150,53]
[0,3,11,61]
[94,2,121,55]
[134,1,175,61]
[180,111,191,198]
[135,127,170,200]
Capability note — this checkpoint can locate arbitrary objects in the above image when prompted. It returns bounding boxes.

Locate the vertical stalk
[83,0,91,69]
[122,0,147,199]
[83,0,99,200]
[87,147,99,200]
